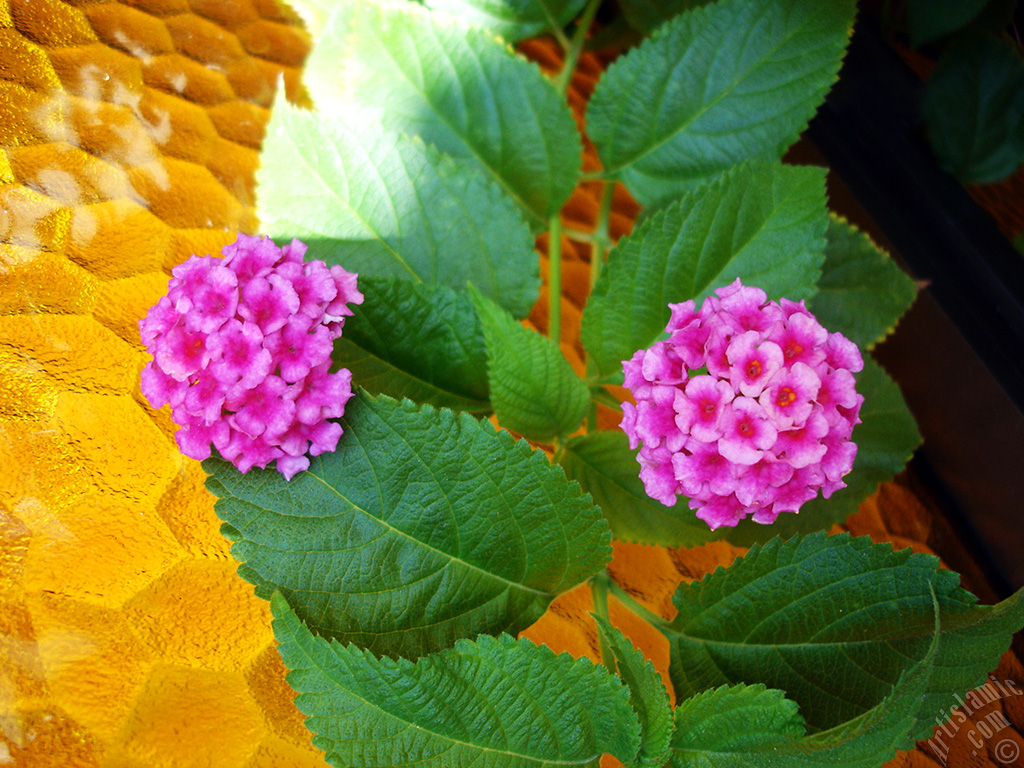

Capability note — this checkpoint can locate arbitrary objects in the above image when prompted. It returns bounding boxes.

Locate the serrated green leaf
[586,0,856,205]
[907,0,988,47]
[807,215,918,350]
[205,392,611,658]
[670,684,806,766]
[668,651,934,768]
[471,289,589,443]
[724,357,921,546]
[924,31,1024,184]
[304,0,582,227]
[617,0,715,34]
[581,161,828,383]
[333,277,491,414]
[272,593,642,767]
[256,96,540,318]
[424,0,586,42]
[593,615,674,768]
[559,431,716,547]
[663,531,1024,742]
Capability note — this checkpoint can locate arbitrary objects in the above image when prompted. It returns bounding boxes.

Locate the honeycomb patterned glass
[0,3,1019,767]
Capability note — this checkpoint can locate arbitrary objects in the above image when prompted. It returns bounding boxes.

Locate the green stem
[591,180,615,291]
[585,399,598,432]
[590,572,617,671]
[553,0,602,95]
[547,213,562,343]
[548,19,572,52]
[552,436,566,464]
[604,572,671,632]
[581,181,616,433]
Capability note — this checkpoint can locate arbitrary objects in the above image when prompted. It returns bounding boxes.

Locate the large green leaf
[586,0,856,205]
[424,0,587,42]
[272,594,642,767]
[807,216,918,350]
[471,289,590,443]
[333,277,490,414]
[303,0,582,227]
[724,358,920,546]
[593,616,674,768]
[664,532,1024,741]
[206,392,611,658]
[559,431,716,547]
[924,31,1024,185]
[581,161,828,383]
[256,96,540,318]
[907,0,988,47]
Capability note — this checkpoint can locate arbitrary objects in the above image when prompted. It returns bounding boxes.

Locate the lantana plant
[141,0,1024,766]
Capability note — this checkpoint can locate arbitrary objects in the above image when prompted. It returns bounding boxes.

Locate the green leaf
[581,161,828,383]
[205,392,611,658]
[724,358,920,545]
[907,0,988,47]
[272,593,642,767]
[593,616,674,768]
[663,531,1024,742]
[333,277,490,414]
[423,0,587,42]
[559,431,716,547]
[256,96,540,318]
[586,0,856,205]
[471,288,590,443]
[668,651,935,768]
[303,0,582,227]
[669,685,805,766]
[807,215,917,350]
[924,31,1024,185]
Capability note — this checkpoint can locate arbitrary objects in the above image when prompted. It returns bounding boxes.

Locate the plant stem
[591,180,615,290]
[604,572,671,631]
[548,19,572,52]
[581,180,616,433]
[590,572,617,671]
[552,436,565,463]
[548,213,562,343]
[553,0,602,95]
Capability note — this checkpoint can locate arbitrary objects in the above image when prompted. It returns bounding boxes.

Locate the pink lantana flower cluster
[620,279,864,529]
[139,234,363,480]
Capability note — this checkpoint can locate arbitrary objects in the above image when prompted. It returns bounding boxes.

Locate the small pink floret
[138,234,363,480]
[620,278,863,528]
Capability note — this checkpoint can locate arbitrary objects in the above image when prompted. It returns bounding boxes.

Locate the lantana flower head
[620,279,863,529]
[139,234,363,480]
